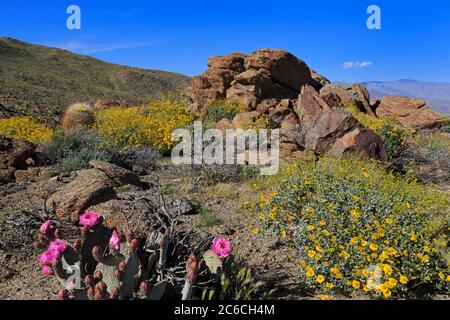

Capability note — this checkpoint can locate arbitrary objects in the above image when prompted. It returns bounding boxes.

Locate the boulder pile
[187,49,386,160]
[187,48,447,161]
[0,136,46,183]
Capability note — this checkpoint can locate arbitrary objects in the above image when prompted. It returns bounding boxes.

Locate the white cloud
[343,61,373,69]
[48,41,154,54]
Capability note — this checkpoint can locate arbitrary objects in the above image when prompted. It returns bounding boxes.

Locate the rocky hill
[0,37,190,123]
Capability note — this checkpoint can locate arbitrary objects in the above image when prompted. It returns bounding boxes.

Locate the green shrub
[204,100,247,125]
[197,208,221,228]
[392,133,450,186]
[377,122,410,159]
[415,133,450,153]
[61,147,109,172]
[254,157,449,298]
[44,128,110,172]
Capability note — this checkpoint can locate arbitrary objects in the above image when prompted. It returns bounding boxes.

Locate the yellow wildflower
[352,280,361,289]
[399,275,408,284]
[306,267,315,278]
[316,275,325,284]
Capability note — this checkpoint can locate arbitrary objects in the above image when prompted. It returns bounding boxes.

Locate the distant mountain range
[0,37,190,123]
[363,80,450,115]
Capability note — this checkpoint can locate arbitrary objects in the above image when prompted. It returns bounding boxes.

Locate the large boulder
[89,160,143,188]
[302,110,386,161]
[303,110,359,154]
[244,48,312,91]
[45,169,116,221]
[330,127,387,161]
[375,96,447,129]
[320,83,374,115]
[294,84,331,124]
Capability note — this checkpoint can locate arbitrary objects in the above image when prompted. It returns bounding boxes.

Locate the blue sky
[1,0,449,82]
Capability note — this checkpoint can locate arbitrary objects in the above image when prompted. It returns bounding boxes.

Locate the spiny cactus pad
[36,210,211,300]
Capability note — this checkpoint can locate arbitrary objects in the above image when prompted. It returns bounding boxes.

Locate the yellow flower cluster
[254,157,450,298]
[0,117,53,143]
[94,100,194,152]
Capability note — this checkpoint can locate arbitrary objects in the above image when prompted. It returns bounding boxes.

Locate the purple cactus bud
[57,288,69,300]
[72,239,80,249]
[87,287,95,300]
[186,253,199,284]
[110,287,120,300]
[139,281,149,293]
[118,261,127,272]
[38,233,47,242]
[94,270,103,281]
[92,246,102,261]
[95,281,107,293]
[84,275,93,286]
[94,293,103,300]
[53,228,61,239]
[39,220,52,234]
[80,226,89,236]
[129,239,139,252]
[42,266,54,276]
[125,230,133,241]
[113,269,122,279]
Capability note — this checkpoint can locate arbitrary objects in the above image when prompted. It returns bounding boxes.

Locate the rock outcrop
[187,49,390,161]
[188,49,325,116]
[0,136,46,183]
[301,110,386,161]
[320,83,374,116]
[375,96,447,129]
[45,168,117,221]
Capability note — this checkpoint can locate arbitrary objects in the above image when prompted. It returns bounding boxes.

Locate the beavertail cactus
[35,207,216,300]
[61,103,95,133]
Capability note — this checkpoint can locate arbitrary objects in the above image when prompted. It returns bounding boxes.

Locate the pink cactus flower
[39,248,61,266]
[211,237,233,258]
[79,211,101,228]
[42,266,53,276]
[109,231,121,250]
[49,240,68,253]
[39,220,52,234]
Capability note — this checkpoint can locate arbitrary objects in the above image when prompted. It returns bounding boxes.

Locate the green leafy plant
[377,122,409,159]
[204,99,247,125]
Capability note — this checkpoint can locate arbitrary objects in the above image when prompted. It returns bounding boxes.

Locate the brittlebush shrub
[0,116,53,143]
[254,157,449,298]
[95,100,194,153]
